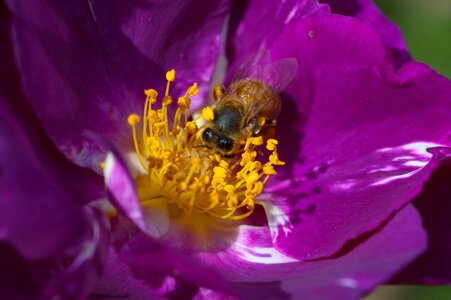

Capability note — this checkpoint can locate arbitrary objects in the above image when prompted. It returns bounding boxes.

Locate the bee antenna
[193,144,209,149]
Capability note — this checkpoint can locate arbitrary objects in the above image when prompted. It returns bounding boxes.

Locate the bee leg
[213,85,226,101]
[250,118,261,135]
[259,119,277,140]
[264,119,277,128]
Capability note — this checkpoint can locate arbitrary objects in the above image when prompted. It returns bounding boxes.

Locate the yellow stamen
[201,106,215,121]
[126,70,284,221]
[187,82,198,96]
[166,69,176,82]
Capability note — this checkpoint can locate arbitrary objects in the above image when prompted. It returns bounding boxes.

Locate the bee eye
[218,137,234,151]
[202,128,215,142]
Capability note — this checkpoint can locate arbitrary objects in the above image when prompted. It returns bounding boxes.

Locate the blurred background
[365,1,451,298]
[375,0,451,78]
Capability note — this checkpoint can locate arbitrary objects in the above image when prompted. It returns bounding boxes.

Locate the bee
[201,50,298,157]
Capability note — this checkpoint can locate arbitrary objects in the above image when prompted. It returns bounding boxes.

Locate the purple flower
[2,0,451,299]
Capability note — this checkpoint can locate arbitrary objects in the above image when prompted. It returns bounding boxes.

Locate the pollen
[127,70,284,220]
[201,106,215,121]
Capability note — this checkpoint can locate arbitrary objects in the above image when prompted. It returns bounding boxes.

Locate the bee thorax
[214,105,242,134]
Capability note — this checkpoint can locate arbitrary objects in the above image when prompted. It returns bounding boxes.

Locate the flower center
[127,70,284,220]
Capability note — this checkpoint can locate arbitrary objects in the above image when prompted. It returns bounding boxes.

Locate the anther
[166,69,176,82]
[144,88,158,100]
[187,83,198,96]
[178,96,191,111]
[128,114,140,126]
[202,106,215,121]
[162,96,172,106]
[266,139,279,151]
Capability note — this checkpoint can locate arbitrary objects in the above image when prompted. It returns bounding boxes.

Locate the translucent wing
[230,49,272,84]
[230,49,298,93]
[261,58,298,92]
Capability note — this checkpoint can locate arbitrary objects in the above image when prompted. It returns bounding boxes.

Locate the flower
[2,0,451,299]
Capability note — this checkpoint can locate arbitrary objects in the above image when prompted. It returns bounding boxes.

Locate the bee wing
[230,50,298,93]
[226,50,298,127]
[230,49,272,83]
[260,58,298,92]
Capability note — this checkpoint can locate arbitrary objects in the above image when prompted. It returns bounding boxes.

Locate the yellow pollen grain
[202,106,215,121]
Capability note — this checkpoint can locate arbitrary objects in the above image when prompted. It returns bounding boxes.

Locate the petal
[41,207,110,299]
[0,5,103,205]
[119,235,232,297]
[92,247,157,299]
[104,151,148,233]
[0,242,38,298]
[0,97,109,295]
[0,88,108,299]
[6,0,230,168]
[0,63,89,259]
[391,158,451,284]
[269,15,451,260]
[104,149,174,239]
[254,205,426,299]
[319,0,410,65]
[176,205,426,299]
[224,0,330,82]
[0,10,109,297]
[0,33,96,263]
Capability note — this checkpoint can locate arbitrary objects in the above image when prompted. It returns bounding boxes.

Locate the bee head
[202,128,235,154]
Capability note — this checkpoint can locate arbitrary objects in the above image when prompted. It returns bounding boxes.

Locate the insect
[201,50,298,157]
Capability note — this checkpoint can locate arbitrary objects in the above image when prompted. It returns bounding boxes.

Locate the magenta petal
[225,0,330,82]
[92,248,157,299]
[277,205,426,299]
[1,9,109,297]
[0,79,92,263]
[104,151,147,233]
[6,0,230,168]
[186,205,425,299]
[0,88,110,296]
[391,159,451,284]
[320,0,410,64]
[0,8,105,260]
[269,15,451,260]
[119,235,232,297]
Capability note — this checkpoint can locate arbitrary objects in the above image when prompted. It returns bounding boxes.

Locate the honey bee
[201,50,298,157]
